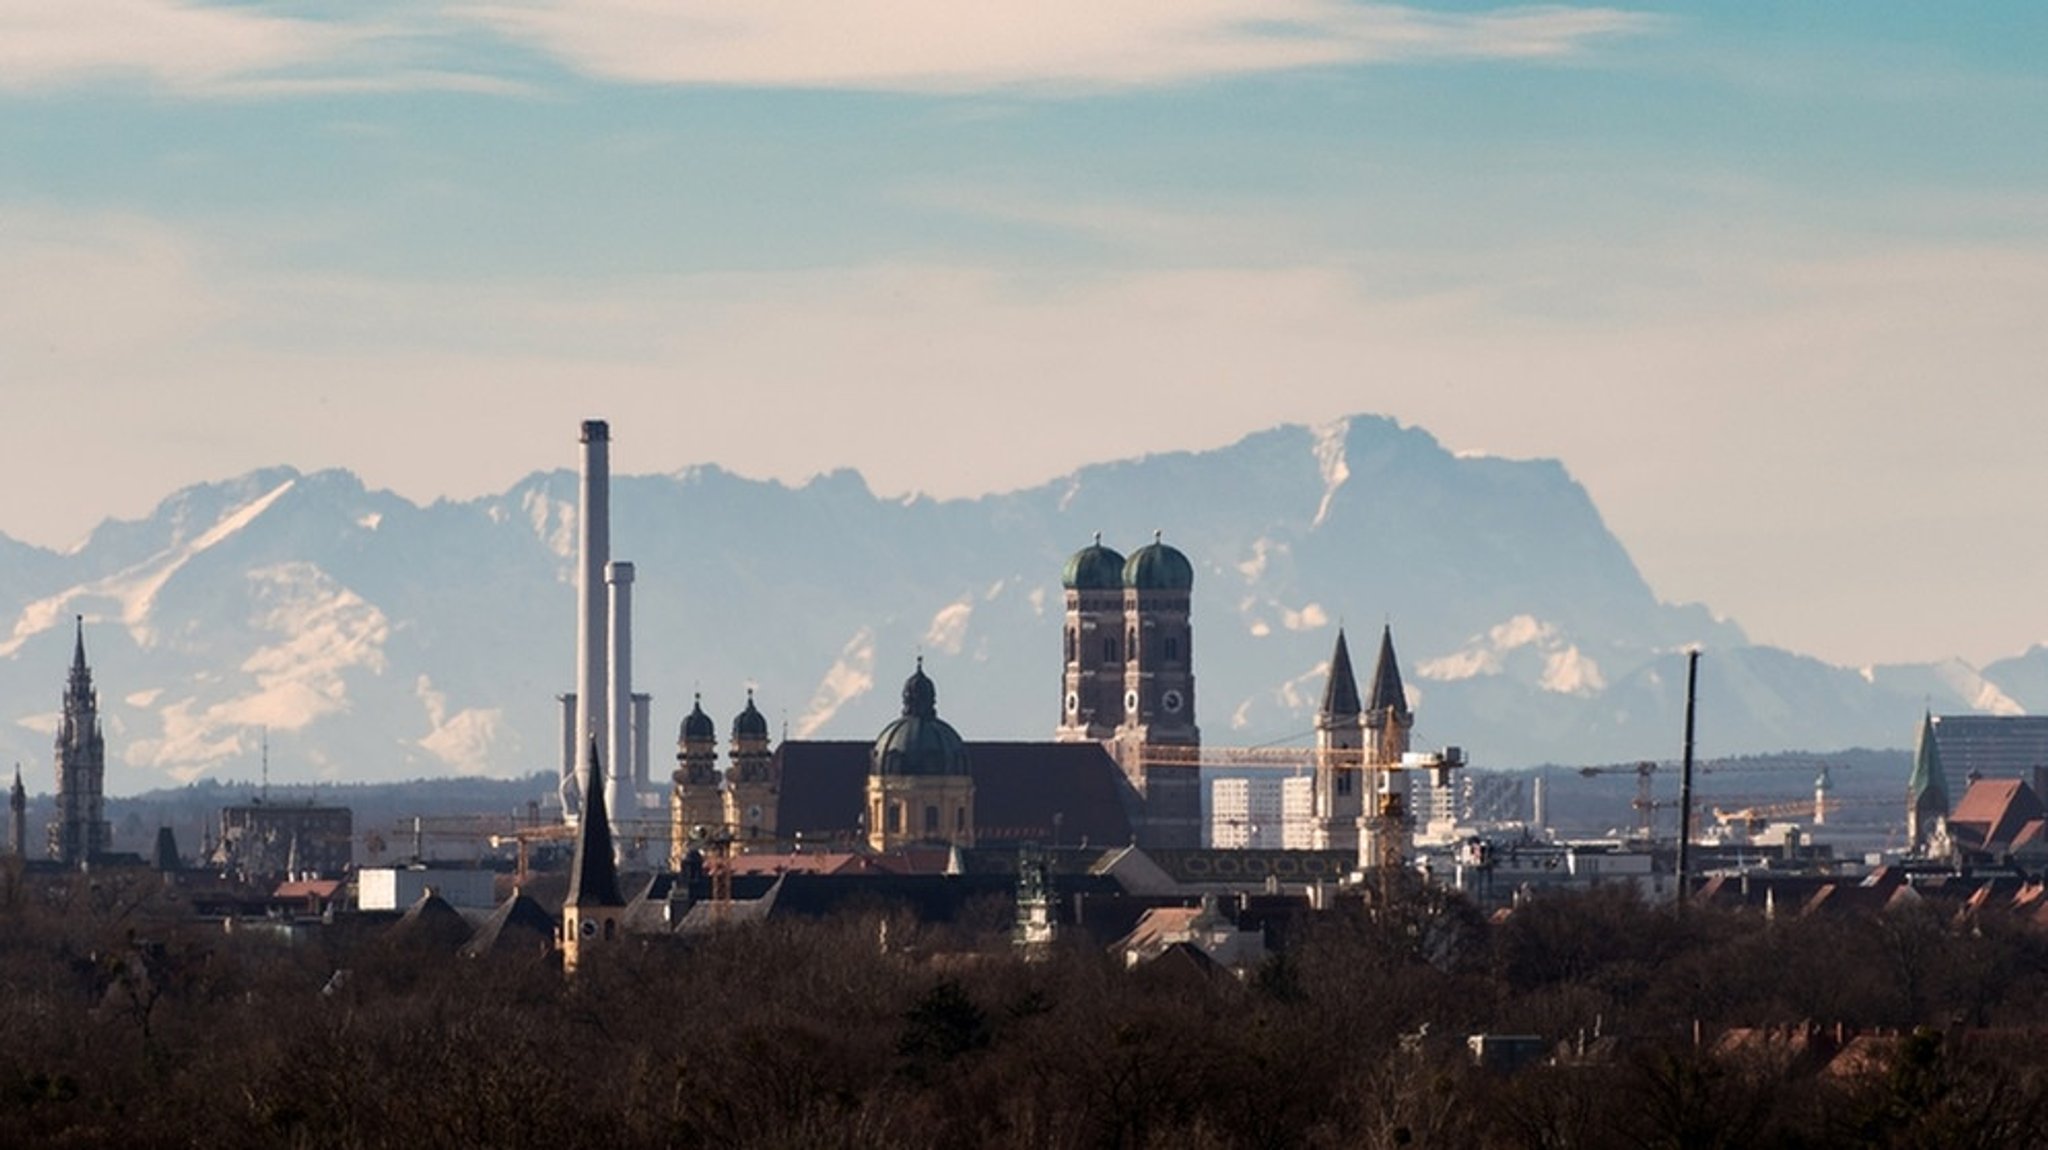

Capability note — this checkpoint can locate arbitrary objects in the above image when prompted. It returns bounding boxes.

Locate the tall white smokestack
[606,559,635,832]
[570,419,610,817]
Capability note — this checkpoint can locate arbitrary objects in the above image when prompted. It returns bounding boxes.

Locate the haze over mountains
[2,415,2039,795]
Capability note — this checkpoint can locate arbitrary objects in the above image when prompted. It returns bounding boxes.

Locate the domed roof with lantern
[680,694,716,741]
[1061,533,1127,591]
[871,658,970,777]
[732,691,769,740]
[1122,531,1194,591]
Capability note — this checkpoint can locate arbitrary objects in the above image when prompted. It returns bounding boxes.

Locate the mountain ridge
[0,414,2010,795]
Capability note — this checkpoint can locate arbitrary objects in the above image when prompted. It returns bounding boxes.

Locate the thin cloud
[459,1,1659,94]
[0,1,500,97]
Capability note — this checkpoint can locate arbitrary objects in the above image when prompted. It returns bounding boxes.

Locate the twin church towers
[1053,532,1204,845]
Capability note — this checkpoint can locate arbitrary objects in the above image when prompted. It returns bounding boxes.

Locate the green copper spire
[1908,710,1949,816]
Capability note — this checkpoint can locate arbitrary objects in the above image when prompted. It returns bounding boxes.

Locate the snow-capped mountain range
[2,415,2038,794]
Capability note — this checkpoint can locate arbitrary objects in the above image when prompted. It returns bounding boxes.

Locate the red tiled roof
[1949,778,2046,853]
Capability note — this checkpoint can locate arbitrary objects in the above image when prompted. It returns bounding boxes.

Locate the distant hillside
[0,414,2014,794]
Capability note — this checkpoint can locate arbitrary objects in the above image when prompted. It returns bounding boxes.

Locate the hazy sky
[3,2,2044,670]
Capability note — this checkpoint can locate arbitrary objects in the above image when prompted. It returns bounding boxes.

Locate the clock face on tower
[579,919,598,938]
[1065,691,1079,715]
[1124,689,1140,715]
[1162,689,1185,714]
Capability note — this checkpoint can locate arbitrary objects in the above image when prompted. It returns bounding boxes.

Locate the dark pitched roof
[566,740,625,909]
[460,892,558,959]
[773,740,1137,848]
[1319,628,1362,722]
[1365,625,1408,719]
[391,892,475,950]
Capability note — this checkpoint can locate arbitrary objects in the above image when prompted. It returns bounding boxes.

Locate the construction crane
[488,823,575,886]
[1574,759,1858,844]
[1575,761,1663,843]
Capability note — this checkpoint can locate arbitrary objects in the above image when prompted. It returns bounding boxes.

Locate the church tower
[1357,625,1416,869]
[52,618,109,867]
[1907,710,1950,857]
[1311,628,1367,851]
[724,692,778,847]
[669,695,725,870]
[1363,625,1413,766]
[1113,533,1201,848]
[866,659,975,852]
[561,738,626,975]
[1056,534,1127,742]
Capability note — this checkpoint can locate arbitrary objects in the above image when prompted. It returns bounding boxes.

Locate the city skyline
[4,2,2045,670]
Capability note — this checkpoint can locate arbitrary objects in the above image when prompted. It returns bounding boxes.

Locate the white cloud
[0,1,337,92]
[462,1,1656,93]
[1281,603,1328,632]
[1539,646,1606,696]
[0,2,516,97]
[924,598,974,655]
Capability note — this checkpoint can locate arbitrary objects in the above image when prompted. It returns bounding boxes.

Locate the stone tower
[669,694,725,869]
[1112,533,1201,848]
[1357,625,1416,869]
[1311,628,1367,851]
[1055,534,1128,742]
[1363,625,1413,766]
[866,659,975,852]
[561,738,626,975]
[52,618,109,867]
[724,692,778,846]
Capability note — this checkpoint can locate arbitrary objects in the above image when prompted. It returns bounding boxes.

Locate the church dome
[871,659,969,777]
[1061,534,1127,591]
[732,692,769,740]
[680,694,715,741]
[1123,532,1194,591]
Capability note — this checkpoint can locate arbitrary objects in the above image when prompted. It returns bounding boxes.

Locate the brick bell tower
[1056,534,1128,742]
[1112,533,1200,848]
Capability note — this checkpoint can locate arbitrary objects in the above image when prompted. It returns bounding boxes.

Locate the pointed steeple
[1908,710,1949,821]
[1319,628,1363,724]
[1363,625,1409,724]
[65,615,95,712]
[566,737,625,909]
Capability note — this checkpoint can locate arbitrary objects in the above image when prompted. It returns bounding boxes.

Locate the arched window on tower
[1163,636,1180,662]
[1067,628,1077,663]
[1103,636,1118,662]
[924,805,940,835]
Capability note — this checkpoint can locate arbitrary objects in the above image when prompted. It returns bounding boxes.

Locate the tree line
[3,866,2047,1148]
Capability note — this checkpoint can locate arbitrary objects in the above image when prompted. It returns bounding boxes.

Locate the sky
[2,2,2045,671]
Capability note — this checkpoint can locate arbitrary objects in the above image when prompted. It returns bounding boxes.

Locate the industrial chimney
[566,420,610,817]
[606,560,635,828]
